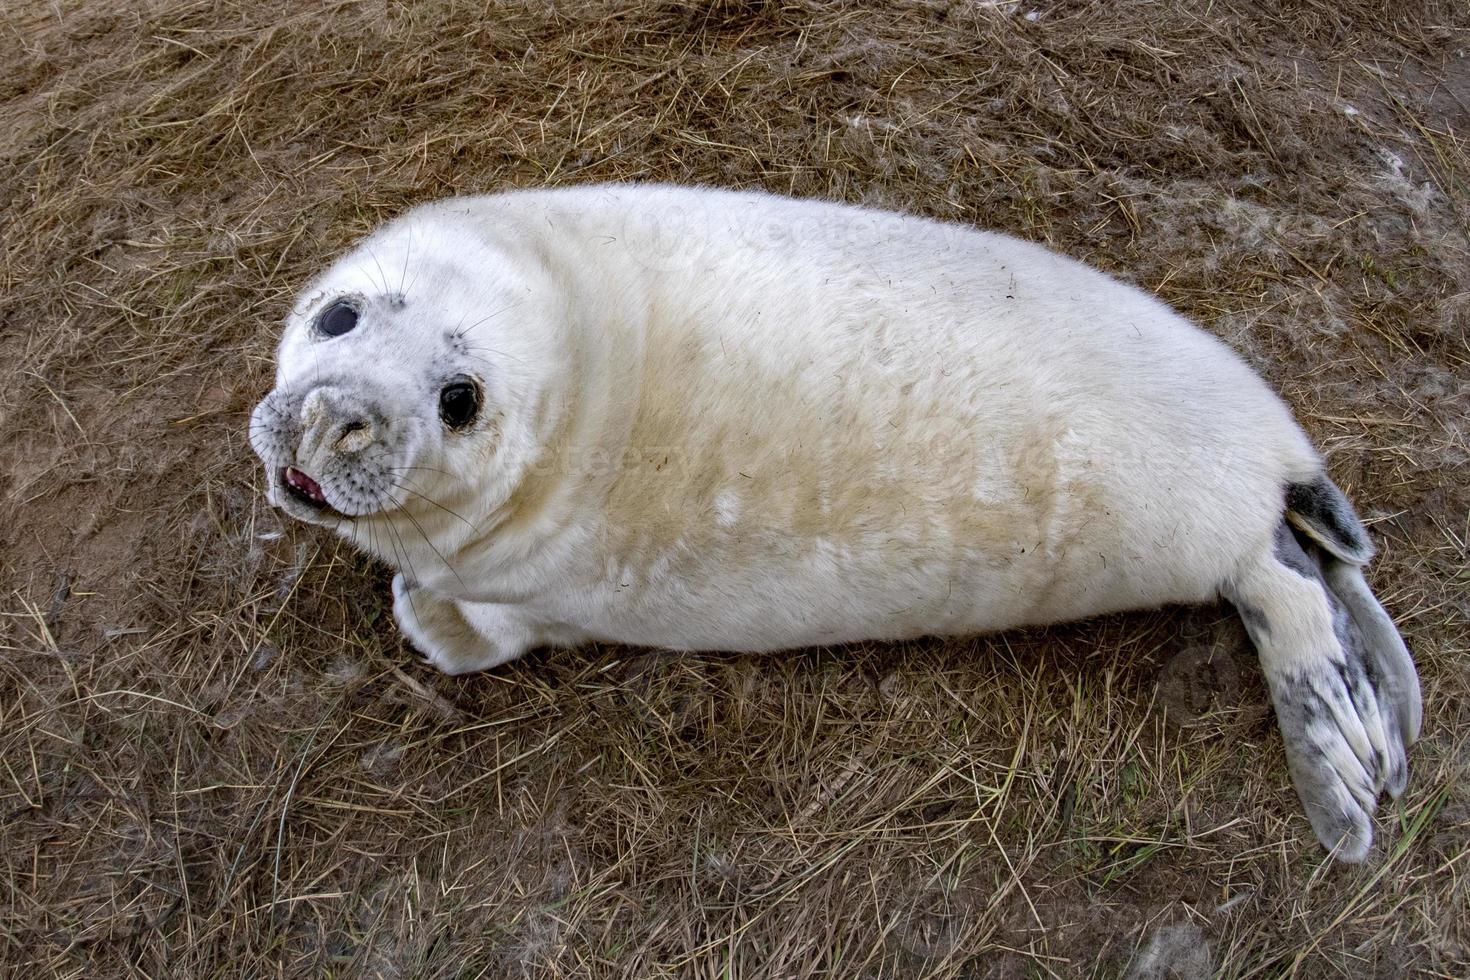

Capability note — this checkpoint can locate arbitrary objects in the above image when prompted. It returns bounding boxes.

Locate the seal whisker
[376,514,422,632]
[398,225,414,301]
[384,488,469,594]
[459,349,522,370]
[387,465,454,478]
[405,231,426,299]
[357,449,454,480]
[390,480,477,531]
[363,248,393,301]
[374,493,425,610]
[454,304,520,337]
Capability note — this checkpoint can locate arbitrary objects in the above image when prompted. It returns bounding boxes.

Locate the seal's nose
[298,386,380,460]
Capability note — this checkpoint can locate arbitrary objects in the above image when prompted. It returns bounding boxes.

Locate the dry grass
[1,0,1468,976]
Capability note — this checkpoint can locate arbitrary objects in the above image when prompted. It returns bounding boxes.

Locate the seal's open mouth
[282,466,331,510]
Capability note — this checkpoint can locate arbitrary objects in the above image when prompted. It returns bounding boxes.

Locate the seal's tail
[1285,474,1373,564]
[1222,475,1420,861]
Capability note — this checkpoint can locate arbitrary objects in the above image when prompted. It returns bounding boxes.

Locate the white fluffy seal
[250,184,1421,862]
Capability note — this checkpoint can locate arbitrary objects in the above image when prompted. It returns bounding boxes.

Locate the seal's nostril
[335,417,376,453]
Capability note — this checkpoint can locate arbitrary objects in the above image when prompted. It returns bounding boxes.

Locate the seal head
[249,212,529,558]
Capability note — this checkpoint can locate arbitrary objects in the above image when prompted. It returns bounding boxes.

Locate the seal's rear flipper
[1321,557,1422,750]
[1289,476,1420,747]
[1223,482,1420,862]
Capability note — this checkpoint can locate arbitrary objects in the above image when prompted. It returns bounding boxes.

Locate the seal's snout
[298,385,382,460]
[309,412,377,456]
[250,376,412,523]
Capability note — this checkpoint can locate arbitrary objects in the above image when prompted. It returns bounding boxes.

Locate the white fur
[252,184,1324,670]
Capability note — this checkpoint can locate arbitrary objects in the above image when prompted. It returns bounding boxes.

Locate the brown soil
[1,1,1467,976]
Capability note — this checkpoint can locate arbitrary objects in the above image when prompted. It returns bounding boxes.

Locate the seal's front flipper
[390,574,537,675]
[1223,509,1419,862]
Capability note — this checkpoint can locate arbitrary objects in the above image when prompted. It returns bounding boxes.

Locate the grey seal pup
[250,183,1421,862]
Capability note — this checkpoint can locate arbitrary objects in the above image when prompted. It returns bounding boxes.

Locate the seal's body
[251,184,1420,861]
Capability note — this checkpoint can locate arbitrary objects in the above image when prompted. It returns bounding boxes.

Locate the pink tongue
[284,466,326,503]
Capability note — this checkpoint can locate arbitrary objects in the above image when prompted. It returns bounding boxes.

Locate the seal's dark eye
[439,380,479,429]
[317,301,359,337]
